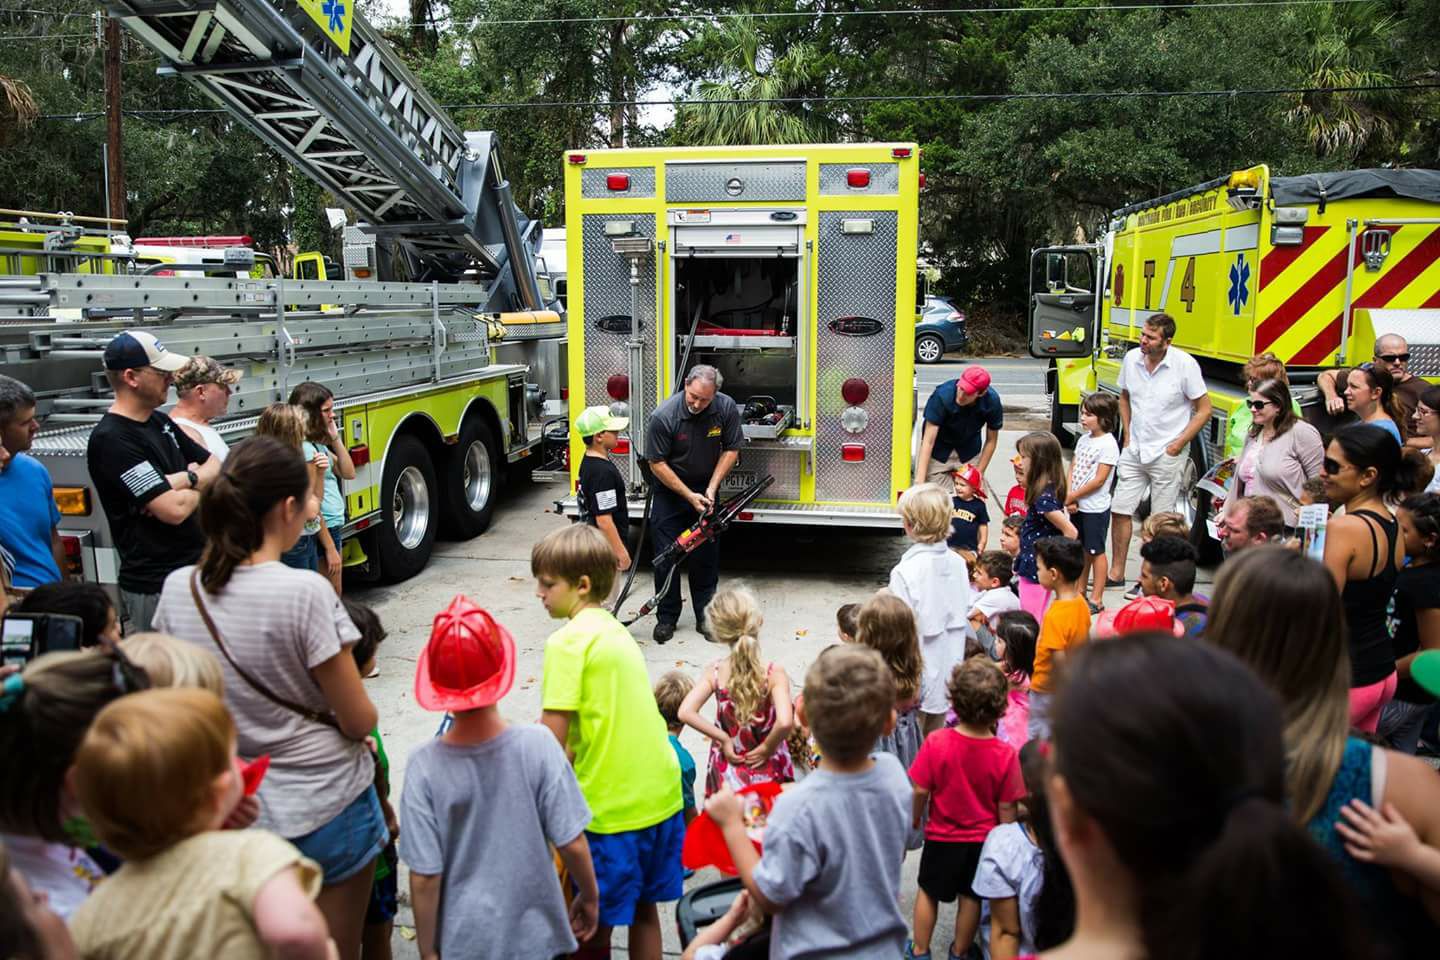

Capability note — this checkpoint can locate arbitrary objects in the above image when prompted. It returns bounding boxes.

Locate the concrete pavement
[362,400,1195,956]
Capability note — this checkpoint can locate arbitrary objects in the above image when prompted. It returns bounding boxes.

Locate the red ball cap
[415,595,517,712]
[958,365,991,395]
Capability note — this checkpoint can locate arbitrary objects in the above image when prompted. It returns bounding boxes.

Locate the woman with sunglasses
[1413,385,1440,494]
[1227,378,1323,530]
[1345,363,1406,447]
[1321,425,1426,733]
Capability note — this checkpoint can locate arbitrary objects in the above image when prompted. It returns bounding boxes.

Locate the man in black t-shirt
[87,330,219,632]
[644,365,743,644]
[574,405,632,573]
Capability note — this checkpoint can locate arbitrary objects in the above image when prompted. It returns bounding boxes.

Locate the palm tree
[1285,1,1405,160]
[673,16,831,146]
[0,75,38,148]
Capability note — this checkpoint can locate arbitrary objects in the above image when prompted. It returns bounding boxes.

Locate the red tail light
[919,172,927,189]
[568,153,587,165]
[841,378,870,405]
[846,168,870,189]
[738,511,754,521]
[606,172,630,191]
[606,374,630,401]
[60,535,85,579]
[613,438,631,455]
[561,387,569,400]
[892,147,912,158]
[842,443,866,462]
[348,444,371,467]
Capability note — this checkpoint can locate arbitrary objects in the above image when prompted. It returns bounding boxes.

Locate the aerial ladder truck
[1,0,567,587]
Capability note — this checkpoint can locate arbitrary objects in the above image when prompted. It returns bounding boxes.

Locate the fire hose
[614,474,774,627]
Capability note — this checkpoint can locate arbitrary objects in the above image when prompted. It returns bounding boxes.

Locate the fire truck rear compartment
[675,255,800,423]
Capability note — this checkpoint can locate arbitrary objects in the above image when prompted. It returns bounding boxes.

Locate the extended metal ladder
[108,0,546,303]
[1,273,563,424]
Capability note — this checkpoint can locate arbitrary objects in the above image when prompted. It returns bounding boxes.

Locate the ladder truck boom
[109,0,546,306]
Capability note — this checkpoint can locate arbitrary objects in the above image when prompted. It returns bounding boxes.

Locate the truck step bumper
[555,497,903,528]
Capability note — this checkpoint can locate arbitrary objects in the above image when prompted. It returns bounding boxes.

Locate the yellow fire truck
[1031,165,1440,558]
[558,143,922,528]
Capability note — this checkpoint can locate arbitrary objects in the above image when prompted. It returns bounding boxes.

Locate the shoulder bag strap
[189,570,339,730]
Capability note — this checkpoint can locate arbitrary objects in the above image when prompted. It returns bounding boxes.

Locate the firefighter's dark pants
[651,486,720,629]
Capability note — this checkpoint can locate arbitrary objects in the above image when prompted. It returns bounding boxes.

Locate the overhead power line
[34,80,1440,122]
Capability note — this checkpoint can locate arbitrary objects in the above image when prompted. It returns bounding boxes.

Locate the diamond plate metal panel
[1412,343,1440,378]
[581,167,657,199]
[581,213,658,487]
[815,211,898,503]
[818,163,899,196]
[665,162,806,203]
[733,447,803,500]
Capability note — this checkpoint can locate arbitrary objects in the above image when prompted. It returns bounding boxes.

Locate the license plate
[720,471,755,493]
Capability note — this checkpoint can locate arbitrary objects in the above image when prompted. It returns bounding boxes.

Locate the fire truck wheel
[377,433,438,583]
[442,416,499,539]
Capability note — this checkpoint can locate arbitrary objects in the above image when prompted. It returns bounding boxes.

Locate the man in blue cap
[86,330,219,631]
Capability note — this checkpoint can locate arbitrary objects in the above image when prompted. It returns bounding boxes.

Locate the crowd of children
[8,398,1440,960]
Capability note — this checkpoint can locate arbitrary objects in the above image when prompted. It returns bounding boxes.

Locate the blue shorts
[1074,510,1110,555]
[587,809,685,926]
[290,785,388,884]
[281,533,319,572]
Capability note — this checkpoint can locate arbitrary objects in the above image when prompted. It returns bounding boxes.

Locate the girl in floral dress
[678,587,795,796]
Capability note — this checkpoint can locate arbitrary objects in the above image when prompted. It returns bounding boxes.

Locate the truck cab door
[1028,246,1099,359]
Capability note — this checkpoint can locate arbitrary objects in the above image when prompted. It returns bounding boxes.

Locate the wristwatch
[186,469,199,489]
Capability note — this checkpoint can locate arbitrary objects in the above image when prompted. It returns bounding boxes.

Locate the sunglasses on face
[1322,458,1350,475]
[1246,399,1273,411]
[1376,353,1410,363]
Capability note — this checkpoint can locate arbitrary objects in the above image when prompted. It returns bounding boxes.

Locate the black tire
[441,416,500,540]
[1049,393,1078,450]
[1184,437,1224,565]
[376,433,438,583]
[915,333,945,364]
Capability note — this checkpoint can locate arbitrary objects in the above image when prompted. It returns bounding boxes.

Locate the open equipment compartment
[669,209,807,447]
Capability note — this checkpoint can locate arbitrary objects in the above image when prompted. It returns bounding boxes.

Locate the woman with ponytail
[1207,546,1440,950]
[1345,362,1406,446]
[678,586,794,796]
[152,435,382,960]
[1031,633,1369,960]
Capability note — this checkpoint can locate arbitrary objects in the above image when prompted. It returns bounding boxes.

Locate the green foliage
[3,0,1438,310]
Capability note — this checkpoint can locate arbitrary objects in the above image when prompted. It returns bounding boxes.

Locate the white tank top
[171,415,230,462]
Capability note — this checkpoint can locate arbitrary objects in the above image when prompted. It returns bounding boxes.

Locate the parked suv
[915,295,968,363]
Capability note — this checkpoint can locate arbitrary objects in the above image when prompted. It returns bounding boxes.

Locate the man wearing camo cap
[169,356,241,462]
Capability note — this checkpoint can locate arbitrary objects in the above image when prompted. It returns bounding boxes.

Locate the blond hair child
[891,484,973,734]
[119,632,223,693]
[68,688,332,960]
[679,587,795,797]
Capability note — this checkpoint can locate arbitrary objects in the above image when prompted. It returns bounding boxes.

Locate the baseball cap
[172,355,242,392]
[574,405,629,437]
[1108,596,1184,638]
[1411,650,1440,699]
[952,463,984,494]
[958,366,991,395]
[414,595,516,712]
[103,330,188,372]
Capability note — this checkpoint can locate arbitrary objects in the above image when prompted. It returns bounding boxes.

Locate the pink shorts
[1348,673,1398,734]
[1018,577,1052,622]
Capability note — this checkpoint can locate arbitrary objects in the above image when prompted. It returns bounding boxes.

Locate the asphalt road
[917,354,1049,417]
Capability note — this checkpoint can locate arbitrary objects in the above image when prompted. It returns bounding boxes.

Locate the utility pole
[104,14,126,223]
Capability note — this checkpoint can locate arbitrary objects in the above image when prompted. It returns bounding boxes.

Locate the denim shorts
[290,785,388,884]
[281,533,319,572]
[587,809,685,926]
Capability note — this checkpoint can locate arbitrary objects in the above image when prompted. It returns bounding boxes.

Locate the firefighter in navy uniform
[644,364,744,644]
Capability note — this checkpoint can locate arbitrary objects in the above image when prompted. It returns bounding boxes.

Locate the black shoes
[653,621,676,645]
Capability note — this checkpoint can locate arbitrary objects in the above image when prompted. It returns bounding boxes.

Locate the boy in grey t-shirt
[400,596,599,960]
[707,645,912,959]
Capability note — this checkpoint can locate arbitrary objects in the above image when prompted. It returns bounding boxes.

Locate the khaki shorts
[1110,446,1186,516]
[924,450,966,494]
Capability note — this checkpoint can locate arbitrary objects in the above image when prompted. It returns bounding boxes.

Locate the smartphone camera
[1,613,86,668]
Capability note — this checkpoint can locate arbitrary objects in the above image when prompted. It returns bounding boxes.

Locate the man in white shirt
[1109,314,1212,591]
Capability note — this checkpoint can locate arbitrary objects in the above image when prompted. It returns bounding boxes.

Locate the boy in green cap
[575,404,632,574]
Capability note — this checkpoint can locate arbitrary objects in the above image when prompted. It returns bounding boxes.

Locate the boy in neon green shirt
[535,524,683,960]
